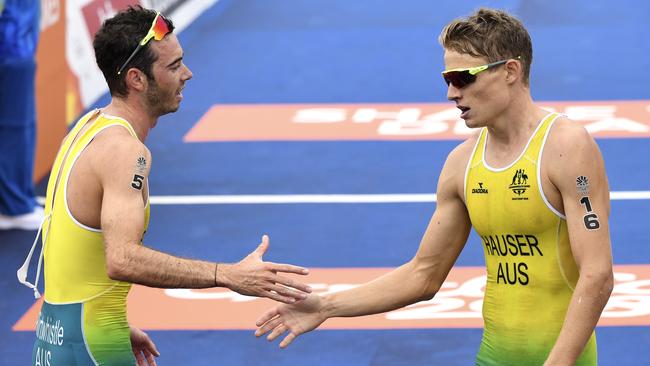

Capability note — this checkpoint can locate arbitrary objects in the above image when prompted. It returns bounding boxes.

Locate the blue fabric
[0,0,39,215]
[0,58,37,215]
[0,0,40,60]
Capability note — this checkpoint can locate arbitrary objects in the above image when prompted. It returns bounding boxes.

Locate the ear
[124,68,148,93]
[504,59,522,85]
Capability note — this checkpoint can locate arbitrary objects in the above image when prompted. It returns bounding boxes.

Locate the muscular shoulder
[547,116,596,153]
[546,116,600,166]
[87,126,152,184]
[447,132,480,168]
[545,116,604,188]
[438,132,481,196]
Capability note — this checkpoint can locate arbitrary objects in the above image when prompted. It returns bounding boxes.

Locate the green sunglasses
[442,57,521,88]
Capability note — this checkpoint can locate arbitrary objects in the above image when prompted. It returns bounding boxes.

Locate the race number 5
[132,174,144,190]
[579,196,600,230]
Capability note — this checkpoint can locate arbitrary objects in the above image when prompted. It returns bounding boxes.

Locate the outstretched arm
[98,136,310,304]
[256,143,473,347]
[544,122,614,365]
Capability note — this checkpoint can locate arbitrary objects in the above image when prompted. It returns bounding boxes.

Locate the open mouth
[458,106,470,118]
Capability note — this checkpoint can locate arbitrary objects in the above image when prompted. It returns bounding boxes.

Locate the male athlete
[256,8,613,365]
[18,7,311,366]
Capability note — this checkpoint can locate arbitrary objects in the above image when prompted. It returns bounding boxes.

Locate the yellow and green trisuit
[464,113,596,365]
[27,111,149,366]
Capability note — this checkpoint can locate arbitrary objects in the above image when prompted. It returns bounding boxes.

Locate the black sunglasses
[441,57,520,88]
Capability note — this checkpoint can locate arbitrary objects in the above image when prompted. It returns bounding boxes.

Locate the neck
[101,96,155,142]
[485,88,548,145]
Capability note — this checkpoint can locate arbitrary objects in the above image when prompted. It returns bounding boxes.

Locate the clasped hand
[222,235,312,304]
[255,293,326,348]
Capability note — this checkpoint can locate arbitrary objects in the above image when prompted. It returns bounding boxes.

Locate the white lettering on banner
[40,0,61,31]
[390,271,650,320]
[165,271,650,321]
[378,118,449,135]
[290,105,649,137]
[376,108,453,136]
[419,107,465,125]
[388,298,484,320]
[292,107,467,135]
[378,107,470,136]
[165,283,360,302]
[353,108,422,124]
[564,105,617,120]
[585,118,650,133]
[387,275,486,320]
[604,296,650,318]
[602,272,650,318]
[166,288,257,302]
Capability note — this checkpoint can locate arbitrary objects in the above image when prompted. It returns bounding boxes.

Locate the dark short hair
[93,6,175,97]
[439,8,533,84]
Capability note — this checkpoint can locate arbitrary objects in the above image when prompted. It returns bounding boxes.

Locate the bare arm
[544,122,614,365]
[256,142,473,347]
[321,160,471,318]
[98,133,310,303]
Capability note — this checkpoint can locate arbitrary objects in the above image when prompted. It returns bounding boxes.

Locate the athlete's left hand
[255,293,327,348]
[130,326,160,366]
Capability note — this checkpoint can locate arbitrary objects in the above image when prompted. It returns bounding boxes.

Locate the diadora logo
[509,169,530,200]
[472,182,488,194]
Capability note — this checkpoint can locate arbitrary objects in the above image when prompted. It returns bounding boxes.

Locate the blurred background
[1,0,649,364]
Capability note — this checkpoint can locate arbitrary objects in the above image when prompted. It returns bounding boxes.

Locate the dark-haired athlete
[20,7,311,365]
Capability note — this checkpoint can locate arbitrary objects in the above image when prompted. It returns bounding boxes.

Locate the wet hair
[93,6,175,97]
[439,8,533,84]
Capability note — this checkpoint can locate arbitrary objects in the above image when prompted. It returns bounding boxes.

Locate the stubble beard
[145,77,178,117]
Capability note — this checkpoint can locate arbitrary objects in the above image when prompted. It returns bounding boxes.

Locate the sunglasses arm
[117,44,144,75]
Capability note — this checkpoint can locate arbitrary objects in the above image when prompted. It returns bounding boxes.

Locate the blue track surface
[2,1,649,364]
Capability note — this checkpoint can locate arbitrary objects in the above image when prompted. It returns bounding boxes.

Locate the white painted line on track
[37,191,650,205]
[150,194,438,204]
[610,191,650,200]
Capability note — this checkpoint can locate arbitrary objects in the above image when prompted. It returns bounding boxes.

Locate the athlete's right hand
[217,235,312,304]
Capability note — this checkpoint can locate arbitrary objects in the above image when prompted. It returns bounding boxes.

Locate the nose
[182,63,193,81]
[447,83,461,101]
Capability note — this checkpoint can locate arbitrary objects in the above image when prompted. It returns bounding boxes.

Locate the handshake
[220,235,327,349]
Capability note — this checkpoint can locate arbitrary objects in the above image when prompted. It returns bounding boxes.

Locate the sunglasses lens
[442,71,475,88]
[152,14,170,40]
[117,13,171,75]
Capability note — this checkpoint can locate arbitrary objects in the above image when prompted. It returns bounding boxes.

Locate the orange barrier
[185,101,650,143]
[34,0,68,181]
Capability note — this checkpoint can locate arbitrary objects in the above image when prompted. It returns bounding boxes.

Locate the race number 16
[579,196,600,230]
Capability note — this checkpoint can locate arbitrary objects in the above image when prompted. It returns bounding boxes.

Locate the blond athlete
[256,8,613,366]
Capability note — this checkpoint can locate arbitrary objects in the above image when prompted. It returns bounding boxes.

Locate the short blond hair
[439,8,533,84]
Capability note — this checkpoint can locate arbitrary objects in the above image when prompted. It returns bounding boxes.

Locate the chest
[466,158,559,235]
